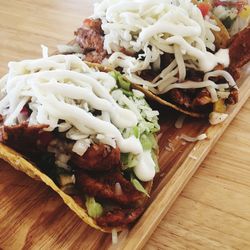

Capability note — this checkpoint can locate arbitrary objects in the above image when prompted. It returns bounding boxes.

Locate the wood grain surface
[0,1,250,249]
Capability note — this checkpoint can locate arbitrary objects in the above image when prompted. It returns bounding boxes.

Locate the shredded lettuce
[111,70,160,178]
[131,177,149,197]
[151,151,160,173]
[110,71,131,91]
[121,153,129,166]
[140,134,153,151]
[133,126,139,138]
[122,89,133,97]
[121,153,138,170]
[140,133,158,151]
[85,196,103,219]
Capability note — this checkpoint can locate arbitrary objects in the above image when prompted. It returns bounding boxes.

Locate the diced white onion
[112,229,118,245]
[55,160,70,170]
[209,112,228,125]
[72,139,91,156]
[58,122,72,132]
[217,91,230,99]
[115,182,123,195]
[57,153,71,164]
[132,89,144,98]
[71,175,76,184]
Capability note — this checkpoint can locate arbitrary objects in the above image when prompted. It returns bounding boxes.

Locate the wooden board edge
[112,75,250,250]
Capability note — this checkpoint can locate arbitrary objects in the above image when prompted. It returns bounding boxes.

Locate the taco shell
[0,61,156,233]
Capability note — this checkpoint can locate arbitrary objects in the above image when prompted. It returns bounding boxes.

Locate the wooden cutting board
[1,0,250,249]
[0,62,249,249]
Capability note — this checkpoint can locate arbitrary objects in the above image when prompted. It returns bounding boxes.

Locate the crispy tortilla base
[132,84,205,118]
[0,138,153,233]
[0,62,154,232]
[86,62,205,118]
[0,143,108,231]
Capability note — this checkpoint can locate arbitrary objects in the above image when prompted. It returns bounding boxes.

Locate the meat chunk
[84,50,108,64]
[75,28,105,53]
[71,144,120,171]
[186,69,204,82]
[192,88,211,108]
[83,18,103,34]
[167,89,192,109]
[76,171,143,207]
[225,88,239,105]
[74,22,107,64]
[0,123,53,154]
[96,207,144,227]
[228,26,250,80]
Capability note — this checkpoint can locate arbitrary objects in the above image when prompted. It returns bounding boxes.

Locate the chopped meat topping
[71,144,120,171]
[76,170,143,207]
[75,28,105,53]
[225,88,239,105]
[0,123,53,154]
[75,19,107,64]
[84,50,107,64]
[167,89,192,109]
[192,88,212,107]
[96,207,144,227]
[83,18,103,34]
[228,26,250,80]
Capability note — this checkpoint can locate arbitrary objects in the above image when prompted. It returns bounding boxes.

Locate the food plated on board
[0,52,160,232]
[72,0,250,124]
[0,0,250,237]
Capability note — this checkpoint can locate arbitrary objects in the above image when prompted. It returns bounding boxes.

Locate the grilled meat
[192,88,212,107]
[75,19,107,64]
[225,87,239,105]
[96,207,144,227]
[228,26,250,80]
[71,144,120,171]
[83,18,103,34]
[0,123,53,154]
[76,170,143,207]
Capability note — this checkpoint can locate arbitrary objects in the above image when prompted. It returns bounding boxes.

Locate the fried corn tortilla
[0,55,160,232]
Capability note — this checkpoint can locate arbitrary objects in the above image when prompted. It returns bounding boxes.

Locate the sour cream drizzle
[0,53,159,181]
[93,0,235,98]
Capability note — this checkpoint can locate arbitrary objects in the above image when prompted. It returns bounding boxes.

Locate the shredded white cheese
[93,0,236,99]
[0,51,159,182]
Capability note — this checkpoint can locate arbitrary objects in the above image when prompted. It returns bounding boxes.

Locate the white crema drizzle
[0,53,159,181]
[93,0,235,97]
